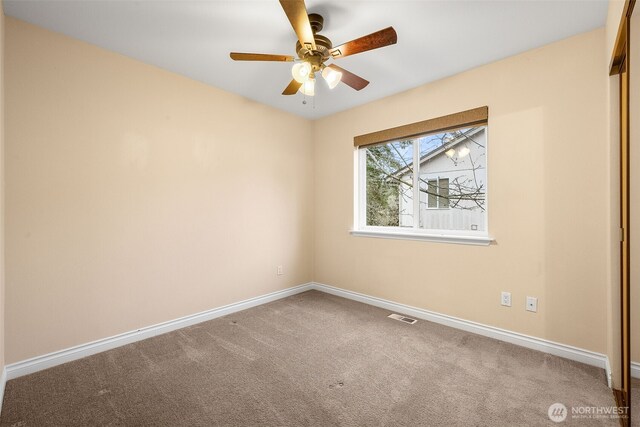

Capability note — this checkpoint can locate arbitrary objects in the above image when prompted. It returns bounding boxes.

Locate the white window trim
[352,127,494,246]
[349,228,493,246]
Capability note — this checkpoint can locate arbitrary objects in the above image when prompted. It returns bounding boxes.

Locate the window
[426,178,449,209]
[353,107,491,245]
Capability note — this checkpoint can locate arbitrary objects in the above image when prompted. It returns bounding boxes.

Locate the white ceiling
[4,0,608,119]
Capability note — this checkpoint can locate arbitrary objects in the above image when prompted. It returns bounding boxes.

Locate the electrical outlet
[526,296,538,312]
[501,292,511,307]
[277,265,283,276]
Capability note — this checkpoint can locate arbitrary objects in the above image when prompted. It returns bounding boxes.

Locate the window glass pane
[365,140,413,227]
[427,180,437,208]
[418,126,486,231]
[439,178,450,209]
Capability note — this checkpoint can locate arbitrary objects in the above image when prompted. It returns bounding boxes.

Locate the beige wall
[2,13,621,373]
[4,18,313,363]
[313,29,609,354]
[606,0,626,61]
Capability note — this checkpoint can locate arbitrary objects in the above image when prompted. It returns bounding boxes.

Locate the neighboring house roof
[394,127,484,178]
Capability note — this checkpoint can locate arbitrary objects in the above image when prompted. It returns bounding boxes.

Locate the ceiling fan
[229,0,397,97]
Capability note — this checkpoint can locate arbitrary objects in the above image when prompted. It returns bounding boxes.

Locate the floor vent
[387,313,417,324]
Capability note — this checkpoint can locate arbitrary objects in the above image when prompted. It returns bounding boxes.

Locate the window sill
[350,229,494,246]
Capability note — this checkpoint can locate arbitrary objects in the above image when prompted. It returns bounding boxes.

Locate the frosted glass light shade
[322,66,342,89]
[291,62,312,83]
[299,78,315,96]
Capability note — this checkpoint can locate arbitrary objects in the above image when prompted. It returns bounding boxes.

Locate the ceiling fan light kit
[300,76,316,96]
[321,65,342,89]
[291,61,312,83]
[230,0,397,98]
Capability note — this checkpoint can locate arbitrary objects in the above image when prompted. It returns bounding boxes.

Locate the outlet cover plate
[501,292,512,307]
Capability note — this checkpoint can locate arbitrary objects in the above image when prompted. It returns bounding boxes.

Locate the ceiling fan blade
[230,52,294,62]
[330,27,397,59]
[282,79,303,95]
[279,0,317,51]
[327,64,369,91]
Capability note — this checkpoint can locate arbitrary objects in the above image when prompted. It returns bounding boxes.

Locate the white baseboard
[632,362,640,379]
[5,283,314,380]
[4,280,613,389]
[604,354,612,388]
[0,367,6,415]
[310,282,611,383]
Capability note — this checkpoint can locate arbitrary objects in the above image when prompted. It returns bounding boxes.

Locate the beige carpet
[0,290,618,426]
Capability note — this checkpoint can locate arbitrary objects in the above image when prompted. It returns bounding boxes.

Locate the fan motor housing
[295,14,332,71]
[296,35,332,58]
